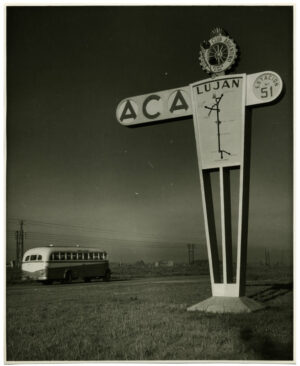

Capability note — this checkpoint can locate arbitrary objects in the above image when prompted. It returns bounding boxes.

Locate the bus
[21,246,111,284]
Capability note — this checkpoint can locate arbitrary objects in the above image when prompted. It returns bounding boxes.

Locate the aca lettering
[119,90,189,122]
[120,100,137,122]
[142,95,161,119]
[169,90,189,113]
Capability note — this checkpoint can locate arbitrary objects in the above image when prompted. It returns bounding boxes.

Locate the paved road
[6,275,211,295]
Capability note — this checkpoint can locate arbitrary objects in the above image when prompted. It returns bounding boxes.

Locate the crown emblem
[210,27,226,37]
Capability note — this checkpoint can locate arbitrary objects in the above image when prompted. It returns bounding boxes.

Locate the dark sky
[6,6,293,263]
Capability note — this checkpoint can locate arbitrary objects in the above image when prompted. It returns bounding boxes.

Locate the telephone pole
[15,220,24,268]
[265,248,270,267]
[187,244,195,264]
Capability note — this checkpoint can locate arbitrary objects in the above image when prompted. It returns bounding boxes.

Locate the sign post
[116,28,283,313]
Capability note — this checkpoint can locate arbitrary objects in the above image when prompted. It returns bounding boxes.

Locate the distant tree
[135,260,146,267]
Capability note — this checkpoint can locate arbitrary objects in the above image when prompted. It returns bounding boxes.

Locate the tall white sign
[116,29,283,313]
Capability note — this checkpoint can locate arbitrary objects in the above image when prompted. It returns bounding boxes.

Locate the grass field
[6,265,293,361]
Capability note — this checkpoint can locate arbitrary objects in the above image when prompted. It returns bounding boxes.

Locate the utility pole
[265,248,270,267]
[15,220,24,268]
[191,244,195,264]
[281,250,284,265]
[187,244,195,264]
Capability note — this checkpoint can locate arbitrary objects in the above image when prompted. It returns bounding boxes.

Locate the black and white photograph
[5,3,293,362]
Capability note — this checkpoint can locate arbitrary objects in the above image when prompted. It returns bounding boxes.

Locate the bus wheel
[65,271,72,284]
[103,270,111,282]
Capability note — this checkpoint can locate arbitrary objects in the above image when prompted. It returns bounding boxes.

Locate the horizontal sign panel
[116,86,192,126]
[116,71,282,126]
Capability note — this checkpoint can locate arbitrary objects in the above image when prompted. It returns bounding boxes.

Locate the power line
[7,217,204,245]
[7,233,202,247]
[23,232,200,249]
[7,228,204,251]
[8,218,203,240]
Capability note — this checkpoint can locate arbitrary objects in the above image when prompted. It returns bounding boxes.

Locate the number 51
[261,86,273,98]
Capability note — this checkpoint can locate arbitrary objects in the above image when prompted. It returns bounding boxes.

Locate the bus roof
[23,246,107,256]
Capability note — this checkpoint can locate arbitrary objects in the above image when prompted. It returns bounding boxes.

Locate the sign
[246,71,283,106]
[191,74,246,169]
[116,86,192,126]
[116,72,282,126]
[116,28,284,312]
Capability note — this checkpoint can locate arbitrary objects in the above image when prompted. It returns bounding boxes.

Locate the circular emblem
[199,28,238,76]
[253,72,283,102]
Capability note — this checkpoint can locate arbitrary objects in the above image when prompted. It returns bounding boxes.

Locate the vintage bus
[21,246,111,284]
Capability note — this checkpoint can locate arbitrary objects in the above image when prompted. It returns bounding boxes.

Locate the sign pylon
[116,28,283,313]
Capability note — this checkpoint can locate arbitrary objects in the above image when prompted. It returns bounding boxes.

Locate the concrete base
[187,296,265,313]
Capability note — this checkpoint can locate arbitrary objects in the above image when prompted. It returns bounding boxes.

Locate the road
[6,275,211,295]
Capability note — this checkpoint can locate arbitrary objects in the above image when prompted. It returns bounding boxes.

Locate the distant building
[155,260,174,267]
[135,260,146,267]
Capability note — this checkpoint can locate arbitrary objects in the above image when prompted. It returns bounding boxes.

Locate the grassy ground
[6,266,293,361]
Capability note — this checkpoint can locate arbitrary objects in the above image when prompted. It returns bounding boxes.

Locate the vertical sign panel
[191,74,246,169]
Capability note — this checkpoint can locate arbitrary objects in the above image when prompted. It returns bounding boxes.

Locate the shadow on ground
[239,327,293,360]
[247,282,293,303]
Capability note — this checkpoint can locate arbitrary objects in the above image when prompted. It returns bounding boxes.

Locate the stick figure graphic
[205,93,231,159]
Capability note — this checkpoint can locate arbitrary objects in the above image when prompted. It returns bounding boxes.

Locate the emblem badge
[199,28,238,76]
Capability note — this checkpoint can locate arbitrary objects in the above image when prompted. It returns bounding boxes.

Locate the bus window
[72,253,77,260]
[30,255,37,261]
[88,253,93,260]
[83,253,88,260]
[60,253,66,260]
[100,253,105,260]
[78,253,83,260]
[25,256,30,261]
[66,252,71,260]
[37,255,42,260]
[54,252,59,260]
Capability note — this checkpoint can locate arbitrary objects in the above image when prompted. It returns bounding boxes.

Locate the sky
[6,5,293,264]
